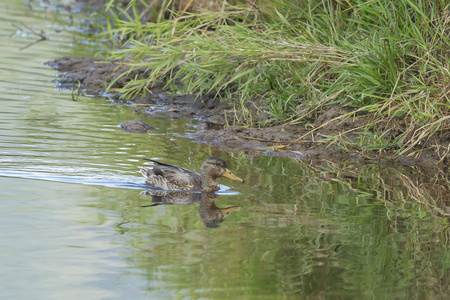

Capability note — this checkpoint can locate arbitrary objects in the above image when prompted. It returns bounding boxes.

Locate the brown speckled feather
[140,159,202,191]
[140,156,243,192]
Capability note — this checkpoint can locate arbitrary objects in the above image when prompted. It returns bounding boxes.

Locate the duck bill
[221,206,242,216]
[221,168,244,183]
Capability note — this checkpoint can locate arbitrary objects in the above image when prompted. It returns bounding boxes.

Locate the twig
[13,22,47,51]
[240,135,327,144]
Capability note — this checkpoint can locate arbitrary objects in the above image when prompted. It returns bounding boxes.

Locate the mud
[45,56,449,169]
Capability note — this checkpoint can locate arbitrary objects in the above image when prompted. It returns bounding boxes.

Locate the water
[1,1,449,299]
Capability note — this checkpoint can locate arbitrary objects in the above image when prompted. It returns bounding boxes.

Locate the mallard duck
[140,156,244,192]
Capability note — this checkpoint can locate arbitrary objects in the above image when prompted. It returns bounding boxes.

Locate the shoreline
[46,56,448,170]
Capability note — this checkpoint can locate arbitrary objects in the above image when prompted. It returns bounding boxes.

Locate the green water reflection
[0,0,449,299]
[108,157,449,299]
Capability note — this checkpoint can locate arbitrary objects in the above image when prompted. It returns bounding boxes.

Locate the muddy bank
[46,56,449,169]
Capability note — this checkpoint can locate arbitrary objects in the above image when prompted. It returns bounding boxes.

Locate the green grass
[99,0,450,159]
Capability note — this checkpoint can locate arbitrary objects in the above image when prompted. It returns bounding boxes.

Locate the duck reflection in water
[140,191,241,228]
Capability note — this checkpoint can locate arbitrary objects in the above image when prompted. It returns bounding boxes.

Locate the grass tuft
[99,0,450,158]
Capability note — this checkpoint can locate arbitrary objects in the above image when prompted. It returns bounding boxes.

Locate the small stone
[119,120,157,133]
[205,115,226,130]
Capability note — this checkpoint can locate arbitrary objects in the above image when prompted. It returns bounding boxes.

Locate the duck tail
[139,167,152,179]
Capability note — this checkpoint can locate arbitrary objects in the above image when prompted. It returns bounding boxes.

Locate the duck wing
[145,159,202,190]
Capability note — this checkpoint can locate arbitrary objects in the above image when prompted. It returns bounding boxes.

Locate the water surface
[0,1,449,299]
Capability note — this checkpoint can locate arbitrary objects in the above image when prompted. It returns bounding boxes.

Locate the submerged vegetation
[99,0,450,160]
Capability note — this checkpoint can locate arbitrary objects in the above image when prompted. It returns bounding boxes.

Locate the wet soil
[46,56,449,170]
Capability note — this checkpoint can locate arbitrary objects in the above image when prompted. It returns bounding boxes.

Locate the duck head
[200,156,244,191]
